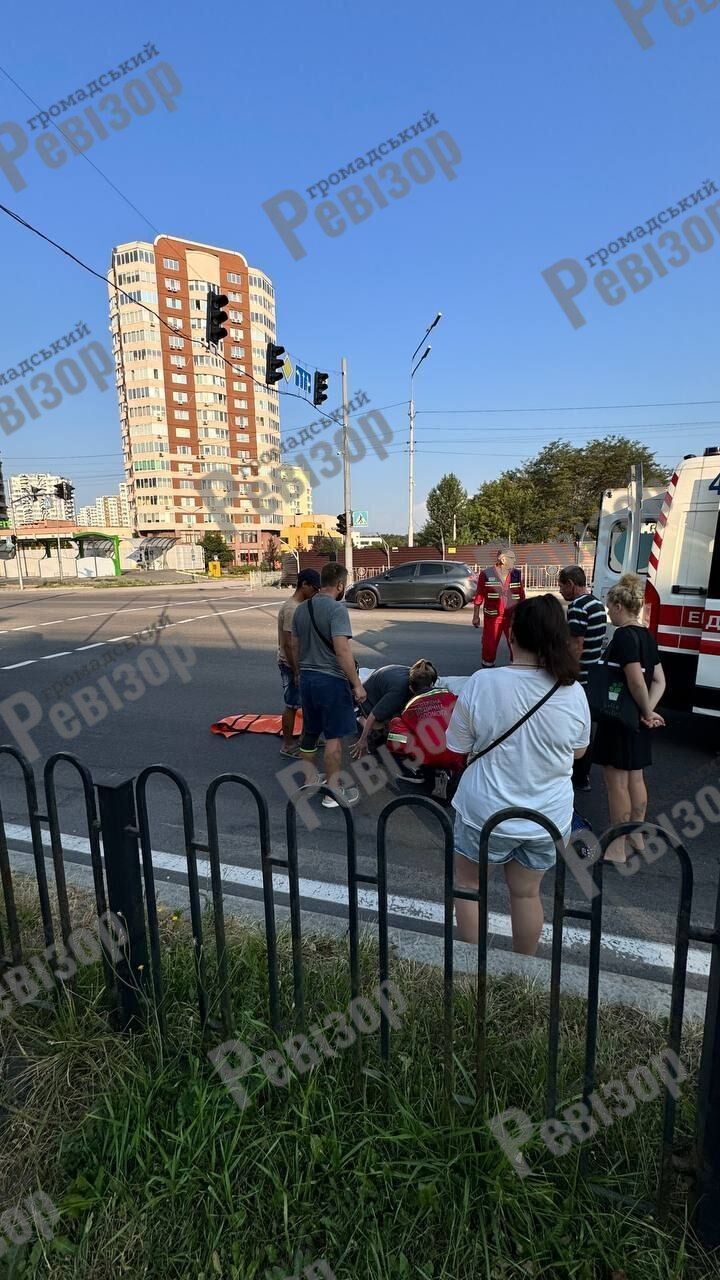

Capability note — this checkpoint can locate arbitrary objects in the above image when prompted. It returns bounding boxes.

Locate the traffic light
[336,512,347,536]
[205,290,229,346]
[54,481,74,502]
[313,370,329,407]
[265,342,285,386]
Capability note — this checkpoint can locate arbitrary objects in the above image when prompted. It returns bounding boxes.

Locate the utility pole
[407,312,442,547]
[341,357,354,582]
[10,493,24,591]
[408,387,415,549]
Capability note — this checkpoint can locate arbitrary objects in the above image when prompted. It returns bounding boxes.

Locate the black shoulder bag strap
[466,678,562,766]
[306,596,335,653]
[307,596,360,680]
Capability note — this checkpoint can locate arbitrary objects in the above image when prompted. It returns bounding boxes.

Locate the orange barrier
[211,710,303,739]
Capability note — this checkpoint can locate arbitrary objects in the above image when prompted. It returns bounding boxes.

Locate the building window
[166,298,182,311]
[163,258,180,270]
[230,346,244,358]
[170,356,186,368]
[172,392,189,403]
[168,336,184,349]
[174,411,190,421]
[172,373,188,384]
[227,271,241,283]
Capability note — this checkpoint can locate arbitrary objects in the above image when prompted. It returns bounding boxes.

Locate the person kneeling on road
[351,660,438,759]
[291,563,366,809]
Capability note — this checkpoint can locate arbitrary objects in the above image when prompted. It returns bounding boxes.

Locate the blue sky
[1,0,719,531]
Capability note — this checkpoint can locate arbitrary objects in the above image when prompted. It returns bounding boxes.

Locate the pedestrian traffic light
[265,342,286,386]
[54,481,74,501]
[205,290,229,346]
[313,371,329,407]
[336,512,347,536]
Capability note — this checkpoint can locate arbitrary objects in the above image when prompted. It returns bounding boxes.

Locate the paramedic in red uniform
[472,549,525,667]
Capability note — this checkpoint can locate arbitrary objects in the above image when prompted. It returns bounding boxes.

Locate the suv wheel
[439,588,464,612]
[355,588,378,610]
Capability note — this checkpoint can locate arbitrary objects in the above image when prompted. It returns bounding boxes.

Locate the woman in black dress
[593,573,666,865]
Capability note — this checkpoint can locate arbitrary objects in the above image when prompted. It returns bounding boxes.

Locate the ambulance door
[694,502,720,718]
[658,459,718,709]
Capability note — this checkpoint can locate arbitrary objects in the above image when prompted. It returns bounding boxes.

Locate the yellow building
[281,514,340,550]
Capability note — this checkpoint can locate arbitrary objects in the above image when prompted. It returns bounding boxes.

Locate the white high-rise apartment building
[280,464,313,523]
[76,484,133,529]
[108,235,283,563]
[10,473,75,525]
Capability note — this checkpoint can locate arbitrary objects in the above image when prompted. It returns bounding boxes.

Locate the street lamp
[408,312,441,547]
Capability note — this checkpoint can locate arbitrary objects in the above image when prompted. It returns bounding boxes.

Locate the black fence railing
[0,746,719,1246]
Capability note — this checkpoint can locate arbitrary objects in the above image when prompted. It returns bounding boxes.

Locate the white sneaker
[321,786,360,808]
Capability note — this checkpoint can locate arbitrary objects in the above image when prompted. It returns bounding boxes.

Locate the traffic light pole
[341,357,353,583]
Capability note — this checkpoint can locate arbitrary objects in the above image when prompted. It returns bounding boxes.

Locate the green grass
[0,885,716,1279]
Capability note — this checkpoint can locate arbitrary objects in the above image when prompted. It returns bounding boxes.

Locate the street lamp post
[408,312,442,547]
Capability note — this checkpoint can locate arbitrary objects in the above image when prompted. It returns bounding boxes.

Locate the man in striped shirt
[559,566,608,791]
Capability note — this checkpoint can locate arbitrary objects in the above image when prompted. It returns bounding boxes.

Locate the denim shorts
[299,669,357,742]
[278,660,300,709]
[453,812,566,872]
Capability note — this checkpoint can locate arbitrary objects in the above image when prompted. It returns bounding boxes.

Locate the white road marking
[1,822,710,979]
[0,600,281,671]
[39,652,72,660]
[0,595,265,635]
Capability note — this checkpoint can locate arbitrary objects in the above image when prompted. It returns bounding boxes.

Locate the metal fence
[0,745,718,1243]
[350,564,591,590]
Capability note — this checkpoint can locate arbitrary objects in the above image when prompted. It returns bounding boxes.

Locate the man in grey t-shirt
[291,562,366,808]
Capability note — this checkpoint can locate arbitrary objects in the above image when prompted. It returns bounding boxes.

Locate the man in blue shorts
[291,562,366,808]
[277,568,321,756]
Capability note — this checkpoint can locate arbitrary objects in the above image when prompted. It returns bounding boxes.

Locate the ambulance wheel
[439,589,464,612]
[356,589,378,610]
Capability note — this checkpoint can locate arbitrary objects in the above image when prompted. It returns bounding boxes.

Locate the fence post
[693,872,720,1248]
[96,779,149,1031]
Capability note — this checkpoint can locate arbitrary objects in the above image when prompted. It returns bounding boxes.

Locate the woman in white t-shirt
[446,595,591,955]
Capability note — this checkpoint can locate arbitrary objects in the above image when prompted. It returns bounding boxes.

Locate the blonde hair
[607,572,644,615]
[409,658,438,694]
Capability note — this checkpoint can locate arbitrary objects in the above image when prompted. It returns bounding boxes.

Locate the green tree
[199,531,234,568]
[419,473,470,548]
[377,533,408,547]
[574,436,669,531]
[465,436,669,543]
[312,535,341,555]
[264,537,281,569]
[466,475,547,543]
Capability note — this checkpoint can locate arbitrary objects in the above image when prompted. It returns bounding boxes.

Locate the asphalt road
[0,582,717,988]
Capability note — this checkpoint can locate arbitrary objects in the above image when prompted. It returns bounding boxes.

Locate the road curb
[8,846,704,1025]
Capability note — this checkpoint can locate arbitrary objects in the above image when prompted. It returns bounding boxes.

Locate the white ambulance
[593,449,720,718]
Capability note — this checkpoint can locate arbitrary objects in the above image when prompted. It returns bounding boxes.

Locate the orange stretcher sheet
[211,711,303,739]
